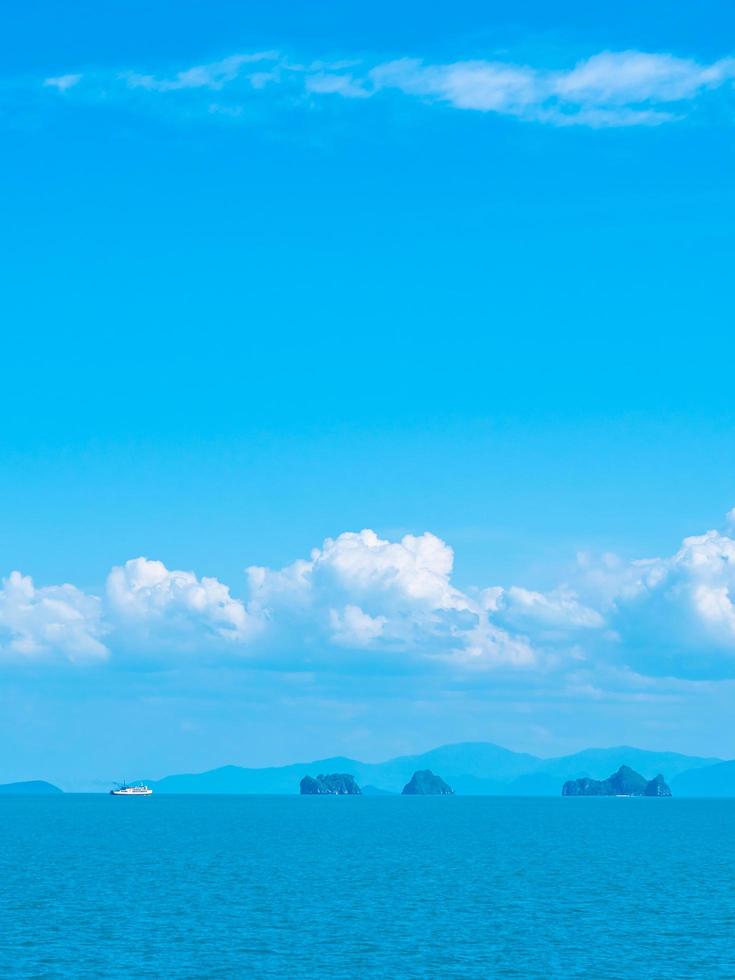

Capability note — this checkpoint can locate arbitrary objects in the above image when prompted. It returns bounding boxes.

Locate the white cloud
[248,528,535,666]
[0,571,107,662]
[38,46,735,128]
[106,557,254,650]
[628,530,735,646]
[313,529,461,609]
[493,585,605,631]
[351,49,735,126]
[43,74,82,92]
[329,604,386,647]
[573,523,735,675]
[124,53,278,93]
[536,106,677,128]
[305,72,370,99]
[369,58,540,113]
[5,511,735,678]
[552,51,735,105]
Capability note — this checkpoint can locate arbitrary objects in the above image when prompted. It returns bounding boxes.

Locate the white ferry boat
[110,782,153,796]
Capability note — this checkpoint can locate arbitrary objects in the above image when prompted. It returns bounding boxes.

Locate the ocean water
[1,796,733,978]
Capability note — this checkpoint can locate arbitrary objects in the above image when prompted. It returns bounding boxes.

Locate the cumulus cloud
[598,529,735,675]
[329,605,386,647]
[0,571,107,662]
[491,585,605,632]
[248,529,535,667]
[36,46,735,128]
[106,557,254,651]
[5,512,735,678]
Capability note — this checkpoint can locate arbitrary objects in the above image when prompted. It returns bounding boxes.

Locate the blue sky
[2,1,735,787]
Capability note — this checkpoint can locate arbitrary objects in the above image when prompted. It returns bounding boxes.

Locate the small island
[401,769,454,795]
[299,773,362,795]
[562,765,672,797]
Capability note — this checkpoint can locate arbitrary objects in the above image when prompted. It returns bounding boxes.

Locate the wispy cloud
[43,73,82,92]
[552,50,734,104]
[364,50,735,126]
[122,52,278,93]
[305,71,370,99]
[32,46,735,128]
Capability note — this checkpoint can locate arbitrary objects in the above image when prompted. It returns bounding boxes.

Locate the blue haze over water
[1,796,733,977]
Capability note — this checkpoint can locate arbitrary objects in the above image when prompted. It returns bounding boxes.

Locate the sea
[1,795,733,978]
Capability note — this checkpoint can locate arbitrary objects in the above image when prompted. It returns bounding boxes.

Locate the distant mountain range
[671,760,735,797]
[147,742,735,797]
[0,780,62,795]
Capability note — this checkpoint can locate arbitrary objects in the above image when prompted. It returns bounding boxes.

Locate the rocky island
[299,773,362,795]
[401,769,454,795]
[562,765,672,797]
